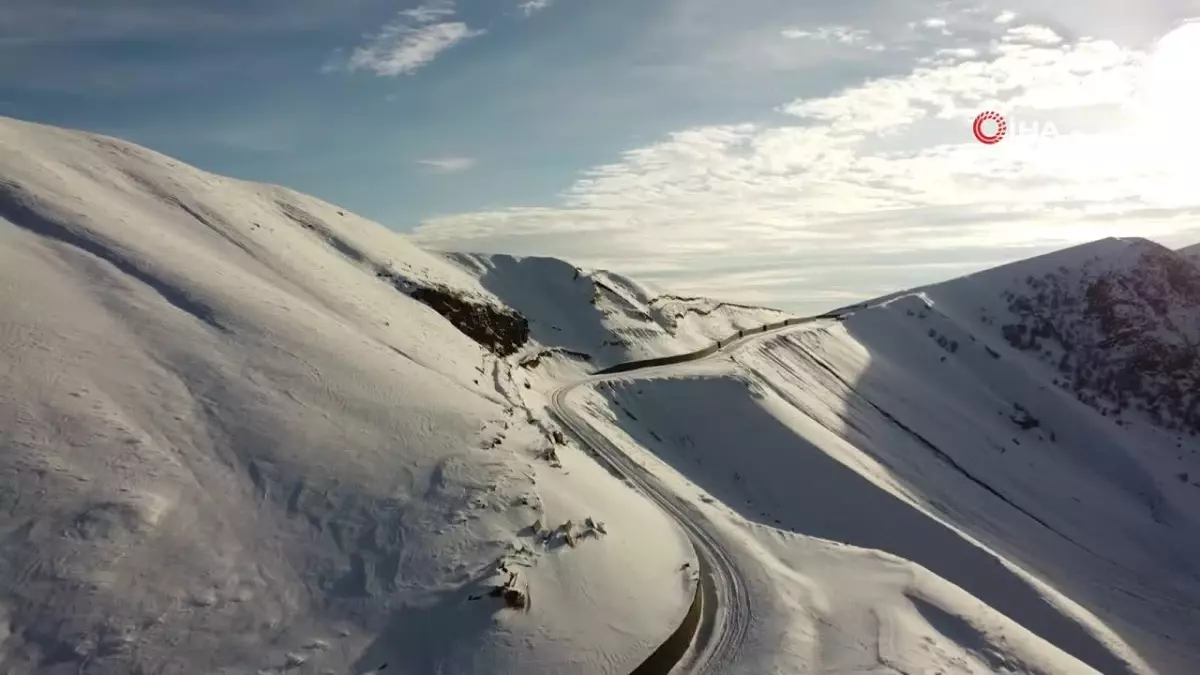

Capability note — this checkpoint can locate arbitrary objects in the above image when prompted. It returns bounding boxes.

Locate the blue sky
[4,0,1200,313]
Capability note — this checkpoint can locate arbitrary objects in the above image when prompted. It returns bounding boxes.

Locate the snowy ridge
[0,115,780,674]
[565,238,1200,673]
[444,252,790,371]
[820,245,1200,672]
[568,331,1133,675]
[915,238,1200,436]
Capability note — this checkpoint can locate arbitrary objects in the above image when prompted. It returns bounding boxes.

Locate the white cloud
[397,0,456,24]
[418,156,476,173]
[994,11,1017,24]
[917,16,953,36]
[782,26,877,47]
[519,0,553,16]
[412,24,1199,309]
[944,48,978,57]
[1003,24,1064,46]
[332,1,484,77]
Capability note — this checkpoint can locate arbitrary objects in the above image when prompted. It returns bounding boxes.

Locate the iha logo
[973,111,1007,144]
[972,112,1061,146]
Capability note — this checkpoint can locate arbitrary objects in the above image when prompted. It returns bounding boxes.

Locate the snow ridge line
[596,310,844,376]
[0,187,228,331]
[789,340,1140,575]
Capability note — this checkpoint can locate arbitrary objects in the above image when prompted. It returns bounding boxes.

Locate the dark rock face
[518,348,592,369]
[998,244,1200,434]
[502,588,527,609]
[409,286,530,357]
[373,263,529,356]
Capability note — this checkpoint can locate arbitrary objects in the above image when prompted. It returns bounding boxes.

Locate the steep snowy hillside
[12,113,1196,675]
[928,238,1200,437]
[446,253,790,372]
[568,238,1200,674]
[0,116,795,674]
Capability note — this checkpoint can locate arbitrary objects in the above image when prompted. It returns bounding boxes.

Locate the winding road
[547,315,839,674]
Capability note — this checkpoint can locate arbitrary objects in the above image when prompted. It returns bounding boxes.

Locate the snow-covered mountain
[938,238,1200,436]
[6,113,1199,675]
[0,116,784,675]
[584,237,1200,674]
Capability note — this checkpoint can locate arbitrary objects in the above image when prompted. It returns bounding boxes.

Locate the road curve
[551,383,748,674]
[548,313,838,674]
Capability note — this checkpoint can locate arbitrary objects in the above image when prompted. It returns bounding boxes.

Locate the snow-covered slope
[10,113,1197,675]
[920,237,1200,437]
[577,369,1141,674]
[572,238,1200,674]
[446,253,789,372]
[0,115,800,674]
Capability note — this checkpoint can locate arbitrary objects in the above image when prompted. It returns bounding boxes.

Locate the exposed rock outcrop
[410,286,529,357]
[997,243,1200,434]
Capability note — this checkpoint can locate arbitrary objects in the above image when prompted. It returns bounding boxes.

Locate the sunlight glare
[1133,20,1200,193]
[1141,21,1200,134]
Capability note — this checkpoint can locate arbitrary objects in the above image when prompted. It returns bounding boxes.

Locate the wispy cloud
[904,16,953,37]
[397,0,456,24]
[994,11,1018,24]
[412,21,1200,309]
[781,26,876,47]
[519,0,553,16]
[417,156,477,173]
[1003,24,1064,45]
[331,1,483,77]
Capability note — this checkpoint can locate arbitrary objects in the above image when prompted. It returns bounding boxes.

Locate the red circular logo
[973,111,1007,144]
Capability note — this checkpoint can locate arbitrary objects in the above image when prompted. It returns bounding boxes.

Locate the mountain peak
[914,238,1200,436]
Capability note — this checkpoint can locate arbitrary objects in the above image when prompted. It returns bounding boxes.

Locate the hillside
[927,238,1200,436]
[577,238,1200,674]
[0,115,785,675]
[1183,242,1200,268]
[7,114,1199,675]
[445,252,789,372]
